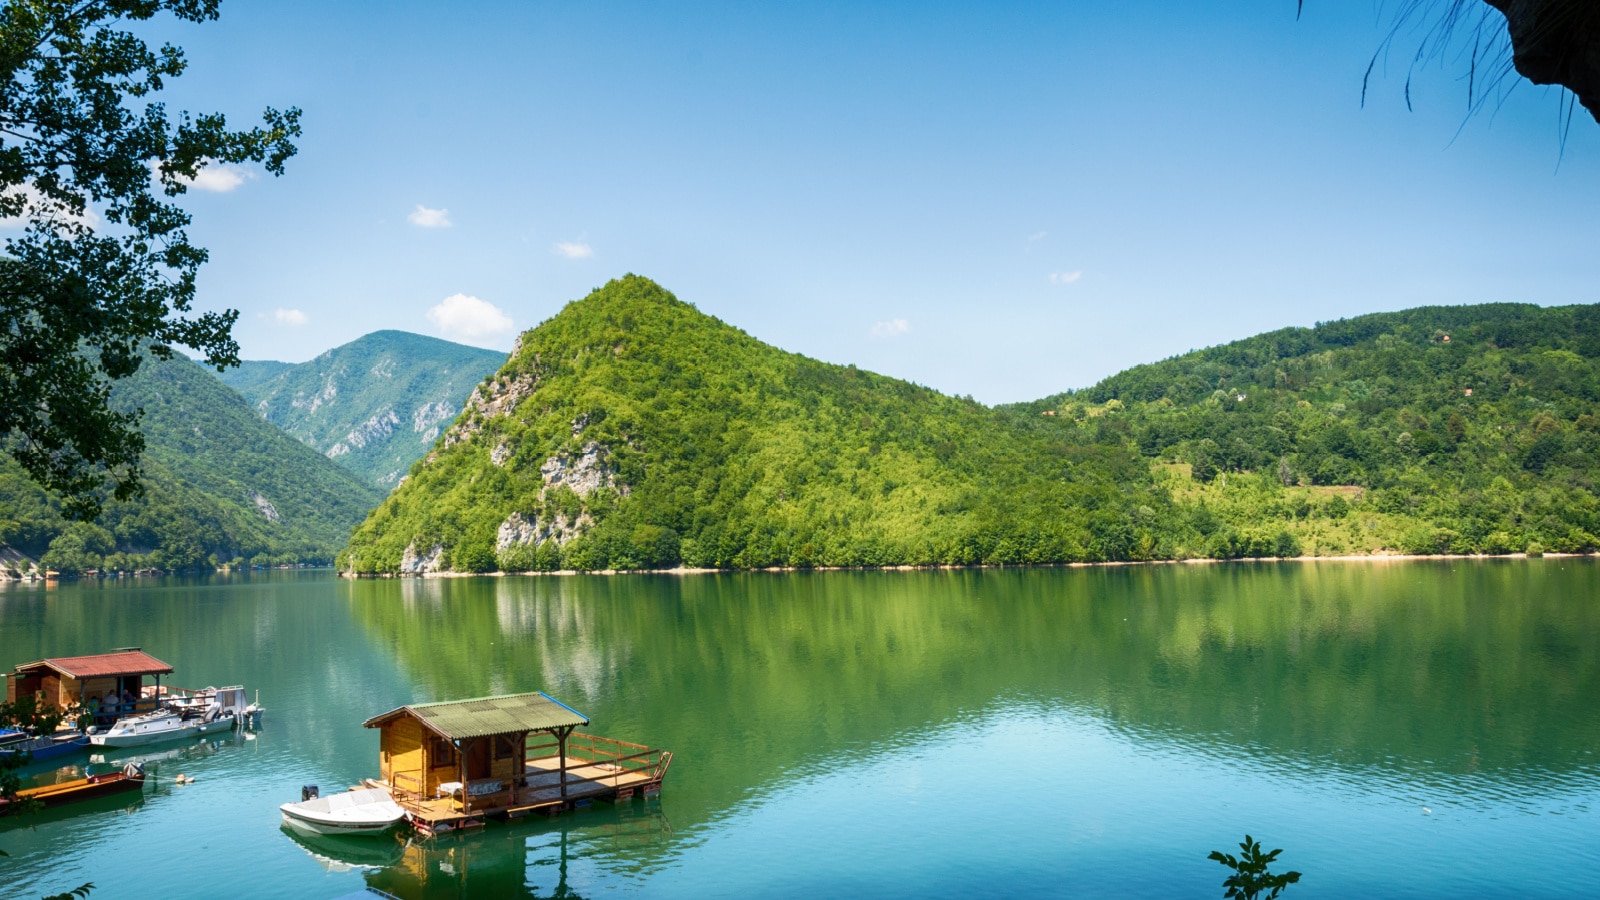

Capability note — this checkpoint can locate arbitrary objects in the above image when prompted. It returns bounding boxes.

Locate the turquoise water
[1,562,1597,897]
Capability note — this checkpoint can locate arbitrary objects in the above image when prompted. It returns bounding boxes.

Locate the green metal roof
[363,691,589,740]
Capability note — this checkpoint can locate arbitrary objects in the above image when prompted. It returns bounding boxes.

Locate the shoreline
[344,550,1599,579]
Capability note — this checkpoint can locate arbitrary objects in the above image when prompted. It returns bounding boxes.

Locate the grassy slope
[0,354,383,570]
[342,276,1174,573]
[218,331,506,488]
[1010,303,1600,556]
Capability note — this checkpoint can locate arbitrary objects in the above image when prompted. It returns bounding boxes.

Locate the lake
[1,561,1597,898]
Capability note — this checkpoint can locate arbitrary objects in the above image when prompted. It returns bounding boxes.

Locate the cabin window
[494,736,516,760]
[427,736,455,766]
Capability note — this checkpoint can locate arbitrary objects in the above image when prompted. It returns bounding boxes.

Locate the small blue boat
[0,732,91,762]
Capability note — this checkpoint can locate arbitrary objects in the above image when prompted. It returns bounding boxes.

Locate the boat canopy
[362,691,589,740]
[11,650,173,679]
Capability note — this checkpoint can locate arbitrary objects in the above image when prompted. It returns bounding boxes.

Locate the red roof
[13,651,173,679]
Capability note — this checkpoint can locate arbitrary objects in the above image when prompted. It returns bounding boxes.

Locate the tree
[0,0,300,518]
[1209,835,1302,900]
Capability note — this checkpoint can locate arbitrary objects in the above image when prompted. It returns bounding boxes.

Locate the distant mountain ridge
[0,354,383,574]
[1009,302,1600,558]
[217,331,506,488]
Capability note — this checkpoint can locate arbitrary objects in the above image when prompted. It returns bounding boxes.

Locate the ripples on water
[0,560,1597,897]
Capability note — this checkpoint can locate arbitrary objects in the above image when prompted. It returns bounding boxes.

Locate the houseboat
[6,649,174,727]
[360,691,672,836]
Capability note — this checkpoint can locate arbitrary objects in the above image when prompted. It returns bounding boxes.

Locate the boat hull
[0,734,89,762]
[279,787,406,837]
[280,809,400,836]
[90,715,234,748]
[0,772,144,815]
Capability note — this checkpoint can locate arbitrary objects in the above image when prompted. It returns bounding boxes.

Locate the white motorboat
[88,708,236,748]
[280,787,407,836]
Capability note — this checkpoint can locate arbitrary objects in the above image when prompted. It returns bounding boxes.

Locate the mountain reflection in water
[0,562,1595,898]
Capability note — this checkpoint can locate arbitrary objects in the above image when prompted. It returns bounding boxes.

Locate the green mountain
[0,354,384,574]
[216,331,506,489]
[341,275,1176,574]
[1011,303,1600,557]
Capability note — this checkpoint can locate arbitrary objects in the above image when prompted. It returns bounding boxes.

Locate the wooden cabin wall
[489,734,523,782]
[381,718,425,788]
[425,732,459,794]
[79,677,117,706]
[50,675,73,710]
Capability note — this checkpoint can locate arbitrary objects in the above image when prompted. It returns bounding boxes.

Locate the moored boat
[0,732,90,762]
[279,786,407,836]
[0,764,145,815]
[88,708,235,748]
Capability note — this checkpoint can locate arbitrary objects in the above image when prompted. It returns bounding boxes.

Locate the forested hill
[217,331,505,488]
[1012,303,1600,557]
[0,354,383,574]
[341,275,1179,574]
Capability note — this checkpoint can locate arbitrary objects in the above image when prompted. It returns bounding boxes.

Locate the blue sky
[124,1,1600,403]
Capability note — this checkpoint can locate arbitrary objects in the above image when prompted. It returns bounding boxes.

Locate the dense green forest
[1009,303,1600,557]
[341,276,1188,574]
[0,354,383,575]
[217,331,505,488]
[345,284,1600,573]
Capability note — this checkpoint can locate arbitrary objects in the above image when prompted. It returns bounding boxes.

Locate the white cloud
[274,308,308,326]
[426,293,514,343]
[552,240,593,259]
[1049,270,1083,285]
[408,205,452,228]
[188,164,254,193]
[149,159,255,193]
[1027,231,1048,243]
[869,318,911,338]
[0,184,102,229]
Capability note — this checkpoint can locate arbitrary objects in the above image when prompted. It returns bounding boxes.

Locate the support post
[558,726,571,802]
[458,739,467,813]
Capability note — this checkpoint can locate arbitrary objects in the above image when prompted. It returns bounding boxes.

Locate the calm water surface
[1,562,1597,898]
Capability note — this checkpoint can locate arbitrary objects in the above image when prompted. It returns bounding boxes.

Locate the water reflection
[361,804,674,899]
[1,563,1597,897]
[348,561,1600,826]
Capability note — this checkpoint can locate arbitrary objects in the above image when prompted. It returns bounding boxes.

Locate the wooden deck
[379,733,672,837]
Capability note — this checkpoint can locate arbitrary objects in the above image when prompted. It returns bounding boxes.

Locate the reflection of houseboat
[361,691,672,837]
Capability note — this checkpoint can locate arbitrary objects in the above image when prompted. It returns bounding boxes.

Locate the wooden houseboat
[362,691,672,837]
[5,650,173,727]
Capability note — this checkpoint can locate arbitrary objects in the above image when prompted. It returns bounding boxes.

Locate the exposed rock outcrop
[443,373,538,448]
[399,541,445,575]
[327,409,401,458]
[495,511,590,553]
[250,491,281,523]
[539,441,627,497]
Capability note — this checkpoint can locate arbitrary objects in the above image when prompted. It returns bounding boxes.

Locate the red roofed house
[6,650,173,723]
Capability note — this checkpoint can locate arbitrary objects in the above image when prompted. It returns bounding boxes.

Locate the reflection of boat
[0,732,90,762]
[88,708,235,748]
[0,764,144,815]
[281,787,408,836]
[281,825,406,872]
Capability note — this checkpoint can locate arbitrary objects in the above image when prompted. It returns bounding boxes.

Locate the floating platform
[360,693,671,838]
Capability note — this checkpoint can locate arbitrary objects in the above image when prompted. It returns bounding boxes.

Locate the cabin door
[466,737,491,781]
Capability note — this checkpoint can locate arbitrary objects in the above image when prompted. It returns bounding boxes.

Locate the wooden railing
[524,732,672,792]
[391,771,425,806]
